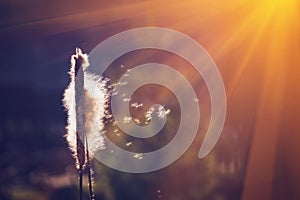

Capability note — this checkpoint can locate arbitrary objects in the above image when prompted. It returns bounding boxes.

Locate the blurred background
[0,0,300,199]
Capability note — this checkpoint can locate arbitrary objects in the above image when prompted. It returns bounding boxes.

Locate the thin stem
[79,169,83,200]
[85,138,94,200]
[87,162,94,200]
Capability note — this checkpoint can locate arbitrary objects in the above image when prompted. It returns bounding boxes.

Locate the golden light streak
[241,0,299,199]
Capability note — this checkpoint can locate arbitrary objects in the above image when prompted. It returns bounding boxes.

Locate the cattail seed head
[63,48,108,169]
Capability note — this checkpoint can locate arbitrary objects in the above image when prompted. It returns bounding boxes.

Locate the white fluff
[63,48,108,164]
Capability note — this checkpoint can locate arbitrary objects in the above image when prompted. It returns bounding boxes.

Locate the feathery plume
[63,48,109,200]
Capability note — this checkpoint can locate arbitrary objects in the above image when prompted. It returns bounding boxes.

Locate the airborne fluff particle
[123,97,131,102]
[145,107,155,122]
[133,153,144,160]
[192,98,199,102]
[123,116,132,123]
[131,102,143,108]
[126,141,133,147]
[157,105,171,119]
[133,118,141,124]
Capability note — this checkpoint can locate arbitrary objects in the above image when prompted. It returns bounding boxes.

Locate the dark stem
[87,162,94,200]
[86,139,94,200]
[76,133,85,200]
[79,169,83,200]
